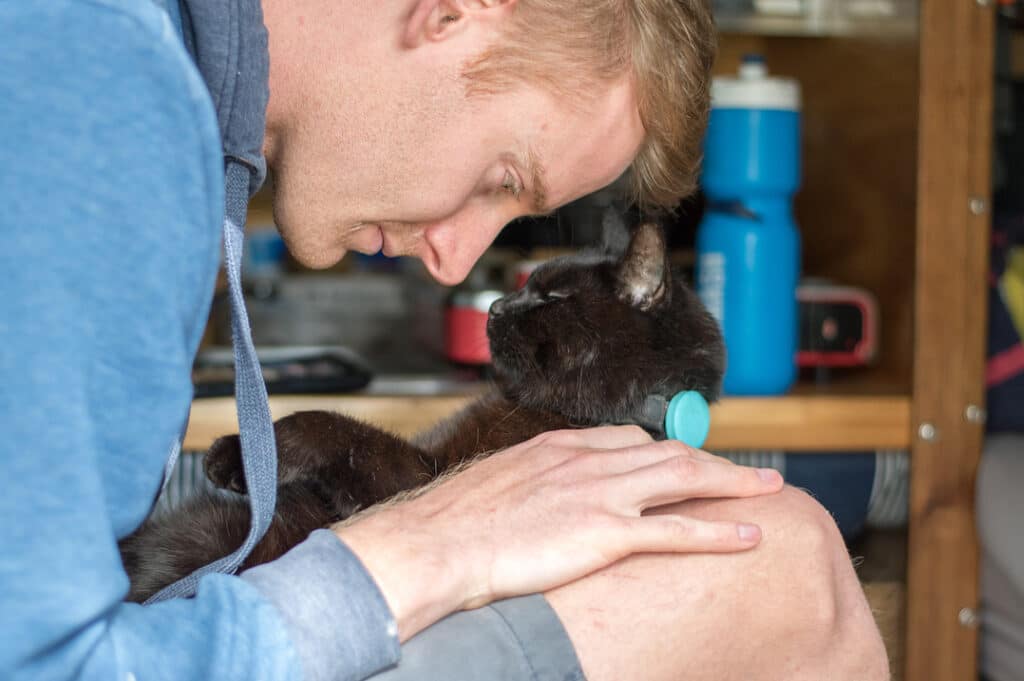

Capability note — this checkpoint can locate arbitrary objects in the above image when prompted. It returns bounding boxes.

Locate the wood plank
[184,393,912,452]
[907,0,995,679]
[184,395,477,450]
[708,395,911,450]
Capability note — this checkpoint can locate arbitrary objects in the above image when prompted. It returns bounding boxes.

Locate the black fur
[118,221,724,602]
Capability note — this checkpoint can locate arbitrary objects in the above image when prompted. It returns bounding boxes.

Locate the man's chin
[280,237,348,270]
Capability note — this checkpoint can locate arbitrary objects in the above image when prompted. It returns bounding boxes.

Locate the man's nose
[421,214,508,286]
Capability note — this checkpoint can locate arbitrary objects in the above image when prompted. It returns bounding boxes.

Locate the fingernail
[758,468,780,483]
[738,523,762,542]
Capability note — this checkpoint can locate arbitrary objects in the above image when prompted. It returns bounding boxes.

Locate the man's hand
[333,425,783,641]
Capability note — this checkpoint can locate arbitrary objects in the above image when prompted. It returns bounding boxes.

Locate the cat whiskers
[416,452,435,481]
[576,361,585,421]
[497,403,523,427]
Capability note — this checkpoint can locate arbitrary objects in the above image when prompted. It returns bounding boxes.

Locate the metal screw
[969,197,988,215]
[958,607,979,628]
[965,404,987,424]
[975,0,993,7]
[918,422,938,441]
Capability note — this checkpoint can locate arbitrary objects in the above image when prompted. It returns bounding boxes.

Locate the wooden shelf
[184,394,477,450]
[716,12,918,38]
[184,391,911,453]
[707,394,910,451]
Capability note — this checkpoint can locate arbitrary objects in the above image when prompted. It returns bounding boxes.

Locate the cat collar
[638,391,711,449]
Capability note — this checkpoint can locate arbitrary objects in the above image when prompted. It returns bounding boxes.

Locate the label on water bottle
[697,252,726,326]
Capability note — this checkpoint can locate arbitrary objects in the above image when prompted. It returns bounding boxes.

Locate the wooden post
[908,0,995,679]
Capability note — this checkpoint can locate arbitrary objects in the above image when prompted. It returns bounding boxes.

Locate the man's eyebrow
[525,146,550,215]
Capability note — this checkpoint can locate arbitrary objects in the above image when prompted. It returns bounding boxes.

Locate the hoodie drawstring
[145,161,278,603]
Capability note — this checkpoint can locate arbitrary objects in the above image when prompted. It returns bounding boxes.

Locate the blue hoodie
[0,1,400,679]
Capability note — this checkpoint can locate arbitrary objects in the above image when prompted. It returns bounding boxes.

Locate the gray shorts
[978,434,1024,681]
[367,594,585,680]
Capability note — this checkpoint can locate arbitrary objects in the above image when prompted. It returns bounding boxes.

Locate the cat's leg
[544,485,889,681]
[204,411,438,507]
[412,393,571,464]
[205,410,385,491]
[203,433,248,493]
[119,481,335,602]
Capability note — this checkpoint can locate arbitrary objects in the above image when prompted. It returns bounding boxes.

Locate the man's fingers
[661,445,728,464]
[538,424,655,450]
[621,514,763,554]
[536,427,734,466]
[570,439,722,478]
[609,456,783,511]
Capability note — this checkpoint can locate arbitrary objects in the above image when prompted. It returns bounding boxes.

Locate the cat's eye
[543,290,570,301]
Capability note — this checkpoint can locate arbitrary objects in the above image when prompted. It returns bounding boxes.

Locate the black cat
[119,222,725,602]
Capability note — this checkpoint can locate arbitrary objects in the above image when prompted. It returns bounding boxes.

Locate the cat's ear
[615,222,671,311]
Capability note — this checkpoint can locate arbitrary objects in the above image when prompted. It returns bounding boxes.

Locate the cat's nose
[491,289,537,317]
[489,296,509,317]
[490,289,529,316]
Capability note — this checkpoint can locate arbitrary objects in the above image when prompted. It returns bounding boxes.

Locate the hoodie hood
[177,0,269,199]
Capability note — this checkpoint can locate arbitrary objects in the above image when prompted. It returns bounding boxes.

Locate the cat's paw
[204,410,417,497]
[204,411,365,494]
[204,434,247,493]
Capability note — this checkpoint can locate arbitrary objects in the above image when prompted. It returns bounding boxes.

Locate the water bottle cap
[664,391,711,449]
[738,54,767,80]
[712,55,801,112]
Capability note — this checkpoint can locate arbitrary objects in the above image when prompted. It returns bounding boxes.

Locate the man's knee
[679,486,848,629]
[655,484,890,679]
[742,485,890,679]
[547,485,890,681]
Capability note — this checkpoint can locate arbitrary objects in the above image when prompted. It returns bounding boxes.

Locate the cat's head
[487,222,725,428]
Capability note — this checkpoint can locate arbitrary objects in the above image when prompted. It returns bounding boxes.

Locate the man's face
[266,34,644,285]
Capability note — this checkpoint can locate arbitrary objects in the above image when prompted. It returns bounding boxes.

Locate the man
[0,1,889,680]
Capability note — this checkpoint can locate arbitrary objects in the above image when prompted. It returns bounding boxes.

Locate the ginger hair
[462,0,717,212]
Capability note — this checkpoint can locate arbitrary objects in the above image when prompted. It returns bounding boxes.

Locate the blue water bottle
[696,54,802,395]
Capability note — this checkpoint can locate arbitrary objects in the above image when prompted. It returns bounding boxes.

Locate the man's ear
[403,0,517,48]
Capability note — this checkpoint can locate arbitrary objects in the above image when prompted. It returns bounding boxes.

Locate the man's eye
[501,172,521,199]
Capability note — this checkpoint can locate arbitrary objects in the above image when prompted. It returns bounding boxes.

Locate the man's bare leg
[546,485,890,681]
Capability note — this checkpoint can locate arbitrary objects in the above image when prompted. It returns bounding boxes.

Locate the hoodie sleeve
[0,3,399,680]
[241,530,402,681]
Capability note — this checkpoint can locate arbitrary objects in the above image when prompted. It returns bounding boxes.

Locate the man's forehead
[531,79,644,212]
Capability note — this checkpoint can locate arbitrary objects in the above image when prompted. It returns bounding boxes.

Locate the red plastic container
[444,290,504,365]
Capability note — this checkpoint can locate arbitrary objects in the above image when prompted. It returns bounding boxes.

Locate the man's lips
[345,223,451,283]
[348,224,384,255]
[378,224,420,259]
[381,231,399,258]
